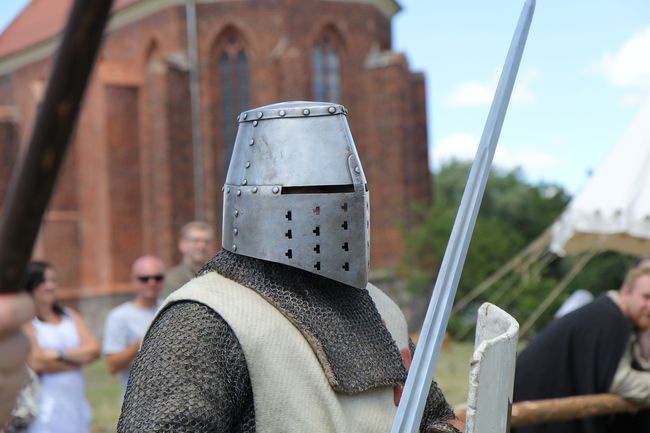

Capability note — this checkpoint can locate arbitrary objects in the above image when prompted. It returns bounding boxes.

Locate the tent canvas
[551,95,650,256]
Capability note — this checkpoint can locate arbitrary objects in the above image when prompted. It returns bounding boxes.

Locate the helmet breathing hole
[342,242,349,251]
[341,202,348,211]
[313,206,320,215]
[314,262,321,270]
[285,249,293,259]
[314,244,321,254]
[342,262,350,271]
[285,229,292,239]
[285,211,292,221]
[342,221,348,230]
[313,226,320,236]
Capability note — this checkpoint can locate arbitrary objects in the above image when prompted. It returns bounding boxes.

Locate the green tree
[402,161,572,336]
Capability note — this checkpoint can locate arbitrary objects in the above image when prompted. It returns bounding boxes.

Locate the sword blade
[391,1,536,432]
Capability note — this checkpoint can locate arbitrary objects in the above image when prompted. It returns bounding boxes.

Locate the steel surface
[222,101,370,288]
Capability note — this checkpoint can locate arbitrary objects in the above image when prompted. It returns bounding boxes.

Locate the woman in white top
[22,261,100,433]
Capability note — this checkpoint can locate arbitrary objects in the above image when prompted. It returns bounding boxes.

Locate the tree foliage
[401,161,634,338]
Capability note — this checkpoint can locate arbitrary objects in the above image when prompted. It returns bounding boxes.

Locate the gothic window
[312,30,342,103]
[215,31,249,173]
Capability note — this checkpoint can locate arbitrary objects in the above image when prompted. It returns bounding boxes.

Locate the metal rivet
[236,115,240,121]
[252,187,258,193]
[249,138,254,146]
[355,166,361,174]
[253,120,258,127]
[242,179,248,185]
[242,113,248,120]
[328,106,336,114]
[234,210,239,217]
[221,186,225,192]
[233,228,238,236]
[279,109,286,117]
[303,109,310,116]
[272,186,280,194]
[236,190,241,196]
[257,111,263,119]
[245,161,251,168]
[226,187,230,194]
[232,244,237,251]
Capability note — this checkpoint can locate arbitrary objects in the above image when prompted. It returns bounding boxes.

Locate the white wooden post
[465,303,519,433]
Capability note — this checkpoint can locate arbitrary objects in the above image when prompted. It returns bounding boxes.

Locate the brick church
[0,0,431,301]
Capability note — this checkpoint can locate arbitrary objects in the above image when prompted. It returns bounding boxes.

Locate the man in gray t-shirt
[102,256,165,390]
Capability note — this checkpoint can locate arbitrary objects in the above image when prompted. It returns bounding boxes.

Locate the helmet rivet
[354,166,361,174]
[252,187,258,193]
[236,115,240,121]
[233,228,238,236]
[221,186,225,192]
[236,190,241,196]
[245,161,251,168]
[303,109,310,116]
[279,109,286,117]
[253,120,258,127]
[234,210,239,217]
[232,244,237,251]
[328,106,336,114]
[226,187,230,194]
[242,179,248,185]
[242,113,248,120]
[257,111,263,119]
[249,138,254,146]
[272,186,280,194]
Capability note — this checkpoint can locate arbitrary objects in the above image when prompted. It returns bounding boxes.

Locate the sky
[1,1,649,195]
[394,0,650,194]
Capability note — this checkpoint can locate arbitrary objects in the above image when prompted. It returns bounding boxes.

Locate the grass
[85,359,121,433]
[83,342,475,431]
[434,341,474,406]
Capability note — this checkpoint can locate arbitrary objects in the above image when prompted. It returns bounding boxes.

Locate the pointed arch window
[215,31,249,173]
[312,30,341,103]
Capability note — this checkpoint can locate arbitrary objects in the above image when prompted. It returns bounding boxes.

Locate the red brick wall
[106,85,143,282]
[0,0,431,295]
[0,121,19,204]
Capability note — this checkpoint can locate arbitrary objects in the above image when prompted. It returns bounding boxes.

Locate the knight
[118,101,461,433]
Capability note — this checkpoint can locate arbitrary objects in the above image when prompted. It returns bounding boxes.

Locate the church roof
[0,0,136,59]
[0,0,400,60]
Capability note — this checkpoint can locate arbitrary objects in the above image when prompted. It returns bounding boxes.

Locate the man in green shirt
[162,221,213,297]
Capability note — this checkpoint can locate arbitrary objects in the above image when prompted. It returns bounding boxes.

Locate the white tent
[551,95,650,256]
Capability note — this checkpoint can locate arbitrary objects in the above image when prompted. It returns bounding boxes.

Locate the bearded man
[513,265,650,433]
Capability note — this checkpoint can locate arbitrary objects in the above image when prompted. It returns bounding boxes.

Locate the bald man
[102,256,165,391]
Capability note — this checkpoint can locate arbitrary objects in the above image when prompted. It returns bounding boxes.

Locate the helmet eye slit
[281,185,354,194]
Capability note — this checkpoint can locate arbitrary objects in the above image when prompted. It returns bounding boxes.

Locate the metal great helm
[222,101,370,289]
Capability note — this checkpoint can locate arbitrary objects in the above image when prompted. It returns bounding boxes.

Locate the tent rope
[453,228,551,313]
[519,250,598,338]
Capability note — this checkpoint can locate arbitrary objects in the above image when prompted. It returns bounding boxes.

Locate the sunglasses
[137,274,164,283]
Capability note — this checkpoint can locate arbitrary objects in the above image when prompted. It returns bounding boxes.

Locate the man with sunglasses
[102,255,165,392]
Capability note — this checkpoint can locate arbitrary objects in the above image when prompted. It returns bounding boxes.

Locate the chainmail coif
[200,249,406,393]
[119,250,459,432]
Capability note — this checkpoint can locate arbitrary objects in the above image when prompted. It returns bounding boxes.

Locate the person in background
[22,261,100,433]
[513,265,650,433]
[0,293,34,427]
[102,255,164,392]
[162,221,213,298]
